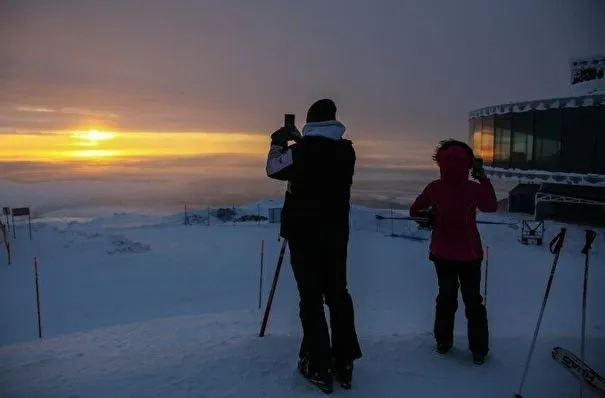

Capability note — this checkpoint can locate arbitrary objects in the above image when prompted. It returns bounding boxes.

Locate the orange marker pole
[34,257,42,339]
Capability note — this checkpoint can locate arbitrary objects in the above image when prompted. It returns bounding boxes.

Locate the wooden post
[258,240,264,309]
[183,203,191,225]
[34,257,42,339]
[484,246,489,307]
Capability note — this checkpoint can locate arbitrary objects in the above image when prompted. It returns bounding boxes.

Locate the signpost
[2,207,9,233]
[11,207,32,240]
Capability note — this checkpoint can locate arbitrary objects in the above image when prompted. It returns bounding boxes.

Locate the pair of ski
[552,346,605,396]
[299,346,605,395]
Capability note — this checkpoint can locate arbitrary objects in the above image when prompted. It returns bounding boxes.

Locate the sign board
[12,207,30,216]
[268,208,282,224]
[569,55,605,95]
[11,207,32,240]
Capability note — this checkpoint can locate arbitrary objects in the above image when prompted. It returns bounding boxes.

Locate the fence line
[180,202,428,236]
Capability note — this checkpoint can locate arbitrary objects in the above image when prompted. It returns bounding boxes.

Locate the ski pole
[514,227,567,398]
[579,229,596,398]
[483,246,489,307]
[259,238,288,337]
[375,214,517,227]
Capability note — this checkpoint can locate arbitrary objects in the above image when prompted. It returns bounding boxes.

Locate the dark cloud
[0,0,603,143]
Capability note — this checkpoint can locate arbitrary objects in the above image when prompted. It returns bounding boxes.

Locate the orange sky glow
[1,127,436,171]
[0,130,271,163]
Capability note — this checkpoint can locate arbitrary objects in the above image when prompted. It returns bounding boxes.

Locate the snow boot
[334,361,354,389]
[472,352,486,365]
[436,341,452,354]
[298,356,333,394]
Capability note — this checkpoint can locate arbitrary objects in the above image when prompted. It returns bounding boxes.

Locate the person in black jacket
[266,99,362,393]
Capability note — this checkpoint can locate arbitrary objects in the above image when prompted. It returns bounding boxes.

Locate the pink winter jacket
[409,145,498,262]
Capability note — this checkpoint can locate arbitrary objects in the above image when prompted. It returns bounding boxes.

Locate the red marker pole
[484,246,489,307]
[258,239,264,309]
[34,257,42,339]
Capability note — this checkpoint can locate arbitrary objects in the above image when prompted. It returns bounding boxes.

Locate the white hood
[301,120,346,141]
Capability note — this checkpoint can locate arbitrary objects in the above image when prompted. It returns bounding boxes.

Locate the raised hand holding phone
[471,157,487,180]
[270,114,302,147]
[284,113,302,142]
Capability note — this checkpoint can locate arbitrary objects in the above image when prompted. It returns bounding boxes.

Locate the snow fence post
[258,239,265,310]
[483,246,489,307]
[11,211,15,239]
[34,257,42,339]
[0,219,10,265]
[183,203,191,225]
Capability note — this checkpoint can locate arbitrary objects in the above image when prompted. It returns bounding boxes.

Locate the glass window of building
[510,111,534,169]
[480,116,494,164]
[494,114,512,167]
[472,117,482,157]
[561,107,598,173]
[533,109,562,172]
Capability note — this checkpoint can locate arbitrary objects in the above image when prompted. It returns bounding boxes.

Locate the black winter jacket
[265,121,355,241]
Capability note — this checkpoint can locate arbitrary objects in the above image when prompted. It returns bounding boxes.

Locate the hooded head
[306,98,337,123]
[302,98,346,140]
[433,139,475,182]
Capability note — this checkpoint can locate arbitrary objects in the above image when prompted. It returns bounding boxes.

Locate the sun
[67,129,118,158]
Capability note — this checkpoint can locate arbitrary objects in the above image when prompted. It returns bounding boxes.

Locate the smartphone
[473,157,483,168]
[284,114,295,128]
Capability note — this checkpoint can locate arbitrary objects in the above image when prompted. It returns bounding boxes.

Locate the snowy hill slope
[0,202,604,397]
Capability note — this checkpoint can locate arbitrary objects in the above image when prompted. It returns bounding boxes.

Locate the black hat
[306,99,337,123]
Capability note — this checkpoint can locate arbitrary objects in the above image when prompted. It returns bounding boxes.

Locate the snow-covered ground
[0,201,604,397]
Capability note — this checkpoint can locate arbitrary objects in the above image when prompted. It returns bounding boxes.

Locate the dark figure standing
[409,139,497,365]
[265,99,362,393]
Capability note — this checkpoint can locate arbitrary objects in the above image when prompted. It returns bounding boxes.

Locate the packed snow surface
[0,200,604,397]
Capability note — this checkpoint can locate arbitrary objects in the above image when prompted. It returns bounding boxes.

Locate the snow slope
[0,202,604,397]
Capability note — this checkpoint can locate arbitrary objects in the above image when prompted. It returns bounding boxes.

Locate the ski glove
[416,208,435,230]
[471,162,487,181]
[271,126,302,147]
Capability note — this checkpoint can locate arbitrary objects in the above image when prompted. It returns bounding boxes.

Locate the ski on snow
[552,346,605,396]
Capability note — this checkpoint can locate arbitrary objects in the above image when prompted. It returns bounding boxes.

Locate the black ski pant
[288,233,362,371]
[432,256,489,355]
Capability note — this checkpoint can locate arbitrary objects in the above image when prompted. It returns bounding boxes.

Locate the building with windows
[469,93,605,178]
[467,55,605,226]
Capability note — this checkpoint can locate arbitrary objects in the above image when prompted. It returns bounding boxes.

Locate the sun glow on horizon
[72,129,115,140]
[0,130,269,163]
[71,129,116,146]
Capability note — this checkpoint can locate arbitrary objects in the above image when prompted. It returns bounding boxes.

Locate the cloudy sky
[0,0,603,210]
[2,0,603,137]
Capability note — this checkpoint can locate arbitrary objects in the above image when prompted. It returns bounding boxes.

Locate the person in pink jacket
[409,139,498,365]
